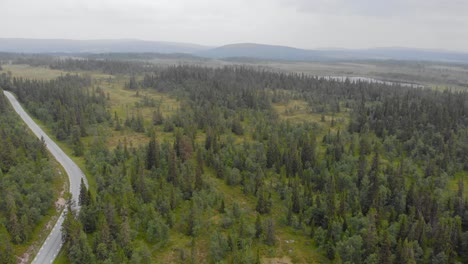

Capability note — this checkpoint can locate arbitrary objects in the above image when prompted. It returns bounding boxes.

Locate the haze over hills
[195,43,326,61]
[198,43,468,63]
[1,38,468,63]
[0,38,209,54]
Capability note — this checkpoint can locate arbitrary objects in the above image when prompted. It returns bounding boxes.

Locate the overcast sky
[1,0,468,51]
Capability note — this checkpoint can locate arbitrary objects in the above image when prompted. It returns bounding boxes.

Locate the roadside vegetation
[0,87,64,264]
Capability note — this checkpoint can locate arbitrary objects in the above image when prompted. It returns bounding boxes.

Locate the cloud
[279,0,401,17]
[280,0,468,19]
[0,0,467,52]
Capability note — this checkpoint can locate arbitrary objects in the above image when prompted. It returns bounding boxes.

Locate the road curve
[3,90,88,264]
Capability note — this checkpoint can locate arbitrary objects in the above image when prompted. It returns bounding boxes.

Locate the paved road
[3,91,88,264]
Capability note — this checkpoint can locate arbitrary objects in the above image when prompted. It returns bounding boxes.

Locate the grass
[272,99,313,124]
[2,64,67,80]
[272,98,350,156]
[92,75,181,149]
[53,249,68,264]
[97,76,179,116]
[272,98,349,130]
[449,171,468,198]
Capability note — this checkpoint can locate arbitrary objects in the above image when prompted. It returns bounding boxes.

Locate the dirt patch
[17,252,30,264]
[262,256,293,264]
[55,197,66,210]
[55,188,66,210]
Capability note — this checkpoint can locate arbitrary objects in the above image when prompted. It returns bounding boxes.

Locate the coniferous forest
[0,62,467,263]
[0,85,58,264]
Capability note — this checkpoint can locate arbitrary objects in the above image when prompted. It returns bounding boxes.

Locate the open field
[143,57,468,91]
[90,75,182,149]
[2,64,67,80]
[227,60,468,90]
[273,99,348,128]
[4,55,468,91]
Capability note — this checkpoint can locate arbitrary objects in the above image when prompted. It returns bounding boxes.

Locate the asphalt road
[3,90,88,264]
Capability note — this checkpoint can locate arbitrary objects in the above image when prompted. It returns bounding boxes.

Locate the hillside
[198,43,468,63]
[195,43,326,61]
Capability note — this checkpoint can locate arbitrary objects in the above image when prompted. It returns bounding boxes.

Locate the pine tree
[0,224,14,264]
[255,215,263,239]
[456,178,465,217]
[266,135,280,169]
[187,202,198,236]
[256,190,271,214]
[265,218,276,246]
[219,199,226,214]
[145,133,160,170]
[71,125,84,156]
[79,179,89,206]
[194,165,203,191]
[379,230,392,264]
[152,108,164,125]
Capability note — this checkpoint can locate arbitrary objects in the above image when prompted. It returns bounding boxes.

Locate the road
[3,90,88,264]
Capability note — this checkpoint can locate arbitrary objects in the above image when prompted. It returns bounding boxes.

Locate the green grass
[2,64,67,80]
[98,76,180,117]
[449,171,468,198]
[272,97,350,159]
[94,75,180,149]
[272,98,349,131]
[53,248,68,264]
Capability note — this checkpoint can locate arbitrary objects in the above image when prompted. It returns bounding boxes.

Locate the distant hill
[344,47,468,62]
[0,38,209,54]
[195,43,326,61]
[1,38,468,63]
[197,43,468,63]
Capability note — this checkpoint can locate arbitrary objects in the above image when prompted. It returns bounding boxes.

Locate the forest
[0,84,59,263]
[0,61,467,263]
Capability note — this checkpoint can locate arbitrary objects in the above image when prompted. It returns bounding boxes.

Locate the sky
[1,0,468,52]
